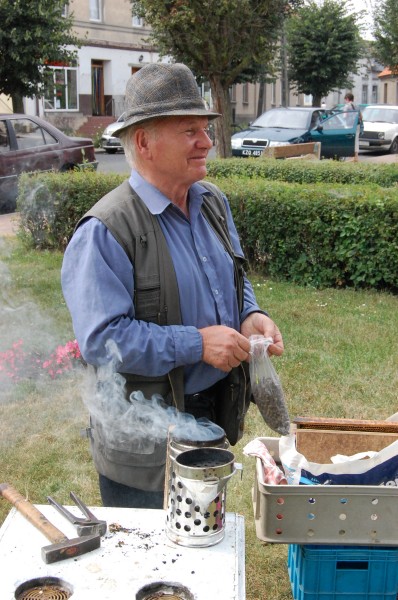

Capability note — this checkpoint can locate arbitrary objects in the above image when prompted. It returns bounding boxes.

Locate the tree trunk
[11,93,24,113]
[209,75,232,158]
[280,27,289,107]
[313,95,322,107]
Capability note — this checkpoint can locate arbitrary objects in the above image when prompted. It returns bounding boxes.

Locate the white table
[0,505,245,599]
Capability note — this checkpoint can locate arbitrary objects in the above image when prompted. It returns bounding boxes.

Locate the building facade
[23,0,385,132]
[377,68,398,104]
[25,0,165,131]
[0,95,13,114]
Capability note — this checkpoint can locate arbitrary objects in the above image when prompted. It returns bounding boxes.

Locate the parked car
[329,103,368,113]
[0,113,98,213]
[231,107,359,159]
[101,113,126,153]
[359,104,398,153]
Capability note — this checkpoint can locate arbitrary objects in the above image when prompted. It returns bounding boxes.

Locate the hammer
[0,483,100,564]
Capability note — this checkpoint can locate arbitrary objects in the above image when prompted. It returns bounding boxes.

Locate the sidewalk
[0,212,20,237]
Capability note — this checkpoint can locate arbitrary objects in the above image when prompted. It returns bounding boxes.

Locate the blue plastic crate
[288,544,398,600]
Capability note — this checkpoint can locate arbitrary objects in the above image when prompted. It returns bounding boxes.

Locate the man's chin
[189,161,207,178]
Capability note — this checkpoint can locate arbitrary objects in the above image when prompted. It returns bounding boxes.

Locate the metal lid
[171,418,226,446]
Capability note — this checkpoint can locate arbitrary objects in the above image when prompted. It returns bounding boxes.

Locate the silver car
[101,113,126,154]
[359,105,398,153]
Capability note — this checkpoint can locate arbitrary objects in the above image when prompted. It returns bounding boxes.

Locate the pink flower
[0,339,82,382]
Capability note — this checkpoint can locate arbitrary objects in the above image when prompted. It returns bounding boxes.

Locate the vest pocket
[134,274,161,321]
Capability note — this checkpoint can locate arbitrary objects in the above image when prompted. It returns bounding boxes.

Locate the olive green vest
[79,179,245,490]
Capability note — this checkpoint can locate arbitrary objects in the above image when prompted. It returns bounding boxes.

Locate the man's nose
[198,128,213,148]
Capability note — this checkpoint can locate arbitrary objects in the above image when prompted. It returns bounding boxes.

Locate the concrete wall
[0,95,13,114]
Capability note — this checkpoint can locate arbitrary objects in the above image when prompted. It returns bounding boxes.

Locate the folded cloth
[243,438,287,485]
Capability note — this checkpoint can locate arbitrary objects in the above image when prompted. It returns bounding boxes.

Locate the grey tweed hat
[113,62,220,136]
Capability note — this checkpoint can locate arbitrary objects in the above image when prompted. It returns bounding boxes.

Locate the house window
[384,83,388,103]
[89,0,102,21]
[270,82,276,105]
[229,85,237,103]
[362,85,368,104]
[132,14,143,27]
[372,85,378,103]
[242,83,249,104]
[62,3,68,17]
[43,65,78,111]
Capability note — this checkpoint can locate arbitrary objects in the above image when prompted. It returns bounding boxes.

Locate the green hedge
[216,176,398,290]
[17,170,398,291]
[17,170,124,250]
[207,157,398,187]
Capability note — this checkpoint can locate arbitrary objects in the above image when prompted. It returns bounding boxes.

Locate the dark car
[0,113,98,213]
[231,107,359,159]
[329,103,368,113]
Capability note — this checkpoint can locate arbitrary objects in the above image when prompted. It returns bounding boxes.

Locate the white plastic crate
[252,437,398,546]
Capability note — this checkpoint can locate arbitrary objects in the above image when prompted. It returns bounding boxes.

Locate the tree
[373,0,398,71]
[285,0,363,106]
[0,0,80,113]
[131,0,291,157]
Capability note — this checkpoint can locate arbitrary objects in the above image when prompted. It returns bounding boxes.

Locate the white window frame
[242,83,249,105]
[271,82,276,105]
[43,66,79,111]
[362,84,368,104]
[132,14,144,27]
[89,0,102,22]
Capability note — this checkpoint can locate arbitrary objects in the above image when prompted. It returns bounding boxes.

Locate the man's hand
[240,312,284,356]
[199,325,250,372]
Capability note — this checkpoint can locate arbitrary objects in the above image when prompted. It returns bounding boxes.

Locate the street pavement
[0,212,19,237]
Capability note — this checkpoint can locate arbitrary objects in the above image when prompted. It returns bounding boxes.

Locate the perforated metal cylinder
[165,444,235,547]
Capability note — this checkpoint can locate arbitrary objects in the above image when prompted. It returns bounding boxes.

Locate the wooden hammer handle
[0,483,67,544]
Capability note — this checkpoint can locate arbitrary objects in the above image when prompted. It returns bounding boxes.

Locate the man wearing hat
[61,63,284,509]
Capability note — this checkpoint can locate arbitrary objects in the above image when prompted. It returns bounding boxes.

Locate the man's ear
[135,127,152,158]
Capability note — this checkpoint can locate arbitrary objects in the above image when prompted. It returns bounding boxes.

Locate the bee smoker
[165,421,238,547]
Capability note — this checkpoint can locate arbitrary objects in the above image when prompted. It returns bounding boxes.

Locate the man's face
[145,116,213,187]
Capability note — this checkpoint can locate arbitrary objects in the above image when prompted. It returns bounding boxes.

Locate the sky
[349,0,376,39]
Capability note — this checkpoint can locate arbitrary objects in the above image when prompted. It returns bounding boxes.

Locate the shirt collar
[129,170,211,216]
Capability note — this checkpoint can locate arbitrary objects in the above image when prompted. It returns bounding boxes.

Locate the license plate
[360,141,370,147]
[242,149,262,156]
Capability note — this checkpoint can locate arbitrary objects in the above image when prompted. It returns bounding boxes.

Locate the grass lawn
[1,237,397,599]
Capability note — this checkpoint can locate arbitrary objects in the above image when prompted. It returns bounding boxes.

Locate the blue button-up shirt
[61,171,263,394]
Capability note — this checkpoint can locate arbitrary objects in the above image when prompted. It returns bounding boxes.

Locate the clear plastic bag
[249,335,290,435]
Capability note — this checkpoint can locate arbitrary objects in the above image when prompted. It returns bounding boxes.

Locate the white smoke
[81,340,225,450]
[0,245,73,398]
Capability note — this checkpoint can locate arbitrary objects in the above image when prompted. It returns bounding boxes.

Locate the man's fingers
[199,325,250,370]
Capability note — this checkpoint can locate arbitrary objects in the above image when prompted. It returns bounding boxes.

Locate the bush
[16,170,398,291]
[207,157,398,187]
[214,176,398,290]
[17,170,124,250]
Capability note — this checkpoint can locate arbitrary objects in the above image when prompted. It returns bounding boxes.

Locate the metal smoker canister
[165,424,235,547]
